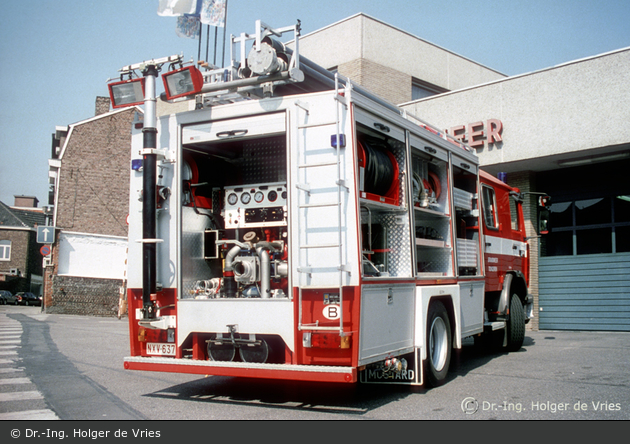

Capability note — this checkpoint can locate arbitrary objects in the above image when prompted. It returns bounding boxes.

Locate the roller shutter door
[539,253,630,331]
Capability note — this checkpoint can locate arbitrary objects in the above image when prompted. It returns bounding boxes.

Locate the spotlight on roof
[162,65,204,101]
[107,77,146,109]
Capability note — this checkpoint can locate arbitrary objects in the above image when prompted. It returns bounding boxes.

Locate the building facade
[44,97,141,316]
[0,197,45,297]
[402,49,630,331]
[292,13,507,105]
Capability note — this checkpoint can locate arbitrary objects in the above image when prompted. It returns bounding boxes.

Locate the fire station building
[297,13,630,331]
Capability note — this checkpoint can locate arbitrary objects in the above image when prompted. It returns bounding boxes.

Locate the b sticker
[322,305,340,320]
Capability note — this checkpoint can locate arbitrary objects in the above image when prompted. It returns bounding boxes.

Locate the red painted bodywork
[479,170,529,292]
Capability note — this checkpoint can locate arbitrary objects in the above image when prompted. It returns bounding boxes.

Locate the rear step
[124,356,356,383]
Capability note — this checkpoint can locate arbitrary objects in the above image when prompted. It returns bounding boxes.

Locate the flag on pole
[157,0,198,16]
[176,14,201,39]
[200,0,226,27]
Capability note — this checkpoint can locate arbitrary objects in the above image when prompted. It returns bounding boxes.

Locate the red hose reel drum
[426,170,441,200]
[358,140,400,206]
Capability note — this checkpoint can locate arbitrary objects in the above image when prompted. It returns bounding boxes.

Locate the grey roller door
[539,253,630,331]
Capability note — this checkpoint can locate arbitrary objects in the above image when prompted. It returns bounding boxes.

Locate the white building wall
[402,48,630,172]
[295,14,364,69]
[57,232,127,279]
[295,14,505,91]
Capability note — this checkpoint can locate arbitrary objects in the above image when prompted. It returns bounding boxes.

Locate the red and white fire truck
[121,21,535,386]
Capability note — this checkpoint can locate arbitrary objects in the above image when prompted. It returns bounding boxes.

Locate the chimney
[95,96,110,116]
[14,195,39,208]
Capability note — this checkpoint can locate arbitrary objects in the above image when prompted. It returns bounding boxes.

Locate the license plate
[146,343,176,356]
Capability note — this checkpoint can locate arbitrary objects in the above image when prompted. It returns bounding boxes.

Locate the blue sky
[1,0,629,207]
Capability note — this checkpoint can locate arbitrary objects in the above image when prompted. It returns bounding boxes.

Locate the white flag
[200,0,226,27]
[157,0,198,17]
[176,14,201,38]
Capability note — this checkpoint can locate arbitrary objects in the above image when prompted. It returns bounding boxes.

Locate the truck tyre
[425,301,452,387]
[506,295,525,352]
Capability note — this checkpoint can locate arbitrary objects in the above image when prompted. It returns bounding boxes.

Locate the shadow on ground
[143,335,536,415]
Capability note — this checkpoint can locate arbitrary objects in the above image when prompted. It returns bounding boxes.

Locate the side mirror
[538,195,551,234]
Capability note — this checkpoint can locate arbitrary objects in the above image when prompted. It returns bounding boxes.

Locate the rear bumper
[124,356,357,383]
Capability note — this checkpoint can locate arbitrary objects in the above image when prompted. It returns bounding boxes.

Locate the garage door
[539,252,630,331]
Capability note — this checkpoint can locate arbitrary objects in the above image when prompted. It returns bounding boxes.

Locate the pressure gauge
[268,190,278,202]
[227,193,238,206]
[240,192,251,205]
[254,191,265,203]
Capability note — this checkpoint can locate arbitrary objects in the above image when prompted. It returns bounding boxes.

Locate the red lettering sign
[487,119,503,143]
[467,121,485,148]
[448,119,503,149]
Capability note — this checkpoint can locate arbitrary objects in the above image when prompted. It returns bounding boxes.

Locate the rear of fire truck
[123,20,534,386]
[124,21,363,383]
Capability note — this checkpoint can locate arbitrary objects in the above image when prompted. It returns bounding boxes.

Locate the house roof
[0,201,46,229]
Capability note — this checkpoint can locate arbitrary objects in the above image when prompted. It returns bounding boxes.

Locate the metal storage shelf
[416,238,448,248]
[413,205,448,219]
[416,272,448,278]
[360,197,407,212]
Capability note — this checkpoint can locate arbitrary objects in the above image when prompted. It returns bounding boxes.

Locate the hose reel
[358,139,400,205]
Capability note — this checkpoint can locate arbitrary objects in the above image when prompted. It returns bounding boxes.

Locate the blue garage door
[539,253,630,331]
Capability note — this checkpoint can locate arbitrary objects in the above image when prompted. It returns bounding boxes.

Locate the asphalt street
[1,304,629,425]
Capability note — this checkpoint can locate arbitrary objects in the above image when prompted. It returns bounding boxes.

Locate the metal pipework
[218,240,250,298]
[232,256,260,285]
[223,244,245,272]
[255,241,282,299]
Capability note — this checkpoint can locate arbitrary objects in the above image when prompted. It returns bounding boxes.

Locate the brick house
[44,97,142,316]
[0,196,45,297]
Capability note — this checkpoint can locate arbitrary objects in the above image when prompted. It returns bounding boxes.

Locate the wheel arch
[428,295,456,349]
[508,270,528,304]
[498,271,529,317]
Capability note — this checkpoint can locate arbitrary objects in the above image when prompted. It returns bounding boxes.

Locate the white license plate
[146,343,176,356]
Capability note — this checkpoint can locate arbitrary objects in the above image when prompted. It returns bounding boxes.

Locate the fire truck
[122,21,534,387]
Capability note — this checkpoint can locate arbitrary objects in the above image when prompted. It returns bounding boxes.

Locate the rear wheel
[425,301,452,387]
[505,295,525,352]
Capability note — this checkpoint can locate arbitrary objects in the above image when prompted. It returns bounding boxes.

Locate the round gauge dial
[268,190,278,202]
[254,191,265,203]
[227,193,238,205]
[240,192,251,205]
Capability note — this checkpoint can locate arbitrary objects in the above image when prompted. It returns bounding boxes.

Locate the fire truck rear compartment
[176,124,292,365]
[182,132,289,301]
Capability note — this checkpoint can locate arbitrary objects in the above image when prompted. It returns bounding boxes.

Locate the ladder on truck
[295,75,350,335]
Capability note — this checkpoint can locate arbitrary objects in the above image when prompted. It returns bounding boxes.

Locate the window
[615,195,630,252]
[509,194,520,231]
[411,79,448,101]
[576,198,611,225]
[541,195,630,256]
[0,240,11,261]
[481,185,498,229]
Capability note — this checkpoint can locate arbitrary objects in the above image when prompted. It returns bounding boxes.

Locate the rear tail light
[303,332,351,349]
